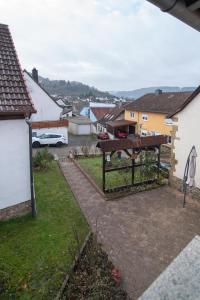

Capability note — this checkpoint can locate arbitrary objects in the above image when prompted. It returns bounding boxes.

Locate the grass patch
[78,156,159,191]
[0,162,89,299]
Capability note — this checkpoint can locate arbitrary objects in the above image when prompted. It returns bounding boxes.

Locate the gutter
[147,0,200,31]
[25,117,37,217]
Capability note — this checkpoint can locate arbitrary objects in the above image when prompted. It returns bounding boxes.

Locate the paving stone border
[73,158,106,198]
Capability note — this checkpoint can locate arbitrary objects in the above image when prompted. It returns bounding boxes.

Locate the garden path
[60,160,200,300]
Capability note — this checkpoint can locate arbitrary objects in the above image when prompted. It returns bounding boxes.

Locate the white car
[32,133,67,148]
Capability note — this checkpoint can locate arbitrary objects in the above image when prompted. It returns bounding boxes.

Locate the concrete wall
[173,93,200,188]
[24,72,62,122]
[0,119,31,209]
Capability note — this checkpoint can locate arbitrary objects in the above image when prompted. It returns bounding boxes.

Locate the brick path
[60,160,200,300]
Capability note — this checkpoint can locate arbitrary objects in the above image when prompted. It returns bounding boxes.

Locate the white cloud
[0,0,199,90]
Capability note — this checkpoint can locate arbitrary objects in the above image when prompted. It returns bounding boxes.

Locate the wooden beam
[105,165,132,172]
[123,149,131,157]
[110,150,116,158]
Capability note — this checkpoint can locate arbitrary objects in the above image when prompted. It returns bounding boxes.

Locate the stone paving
[60,160,200,300]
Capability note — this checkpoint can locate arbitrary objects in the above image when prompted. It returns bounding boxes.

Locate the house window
[141,130,148,136]
[130,112,134,118]
[167,136,172,144]
[142,114,148,121]
[165,118,173,125]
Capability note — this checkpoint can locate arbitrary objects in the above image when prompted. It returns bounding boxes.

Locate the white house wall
[24,72,62,122]
[0,119,31,209]
[173,93,200,188]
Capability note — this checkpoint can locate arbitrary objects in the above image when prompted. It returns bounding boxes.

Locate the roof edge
[168,85,200,118]
[23,69,63,109]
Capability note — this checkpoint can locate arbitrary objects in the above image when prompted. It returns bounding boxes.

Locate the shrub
[33,148,54,170]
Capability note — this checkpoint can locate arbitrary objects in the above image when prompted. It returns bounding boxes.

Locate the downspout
[25,117,37,217]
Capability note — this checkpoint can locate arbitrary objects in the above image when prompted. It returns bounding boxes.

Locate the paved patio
[60,160,200,300]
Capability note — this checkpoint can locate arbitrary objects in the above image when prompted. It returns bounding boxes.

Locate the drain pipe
[25,117,37,217]
[146,0,200,32]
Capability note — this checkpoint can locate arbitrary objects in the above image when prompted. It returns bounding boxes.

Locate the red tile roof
[168,85,200,117]
[98,103,129,126]
[125,92,192,117]
[90,107,113,121]
[0,24,35,116]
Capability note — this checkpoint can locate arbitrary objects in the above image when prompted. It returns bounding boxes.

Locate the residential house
[0,24,36,220]
[90,107,113,134]
[125,90,192,141]
[61,107,73,118]
[169,85,200,193]
[80,102,115,121]
[90,107,113,123]
[80,105,90,118]
[73,100,88,116]
[97,103,135,139]
[24,69,68,142]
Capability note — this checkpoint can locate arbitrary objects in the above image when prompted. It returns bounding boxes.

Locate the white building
[170,85,200,192]
[24,69,68,142]
[0,24,36,220]
[68,116,92,135]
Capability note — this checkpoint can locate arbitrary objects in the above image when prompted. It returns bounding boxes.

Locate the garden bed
[62,234,127,300]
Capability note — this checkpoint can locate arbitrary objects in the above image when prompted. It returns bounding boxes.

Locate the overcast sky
[1,0,200,91]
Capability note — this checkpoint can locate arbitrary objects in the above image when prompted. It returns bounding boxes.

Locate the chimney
[32,68,38,83]
[155,89,162,95]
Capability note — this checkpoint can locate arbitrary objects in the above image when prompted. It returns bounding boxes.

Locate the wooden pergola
[97,135,168,193]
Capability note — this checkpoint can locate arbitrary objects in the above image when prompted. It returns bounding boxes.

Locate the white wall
[0,119,31,209]
[77,124,91,135]
[173,93,200,188]
[32,127,68,143]
[68,122,91,135]
[24,72,62,122]
[90,102,115,108]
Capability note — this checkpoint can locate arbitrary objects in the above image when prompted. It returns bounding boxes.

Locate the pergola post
[132,148,135,186]
[157,145,161,180]
[102,152,106,192]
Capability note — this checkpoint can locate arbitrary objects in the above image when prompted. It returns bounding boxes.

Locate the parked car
[32,133,67,148]
[115,131,128,139]
[98,132,109,140]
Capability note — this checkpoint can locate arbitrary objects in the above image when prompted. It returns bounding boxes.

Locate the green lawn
[78,157,132,190]
[0,162,89,299]
[78,156,158,191]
